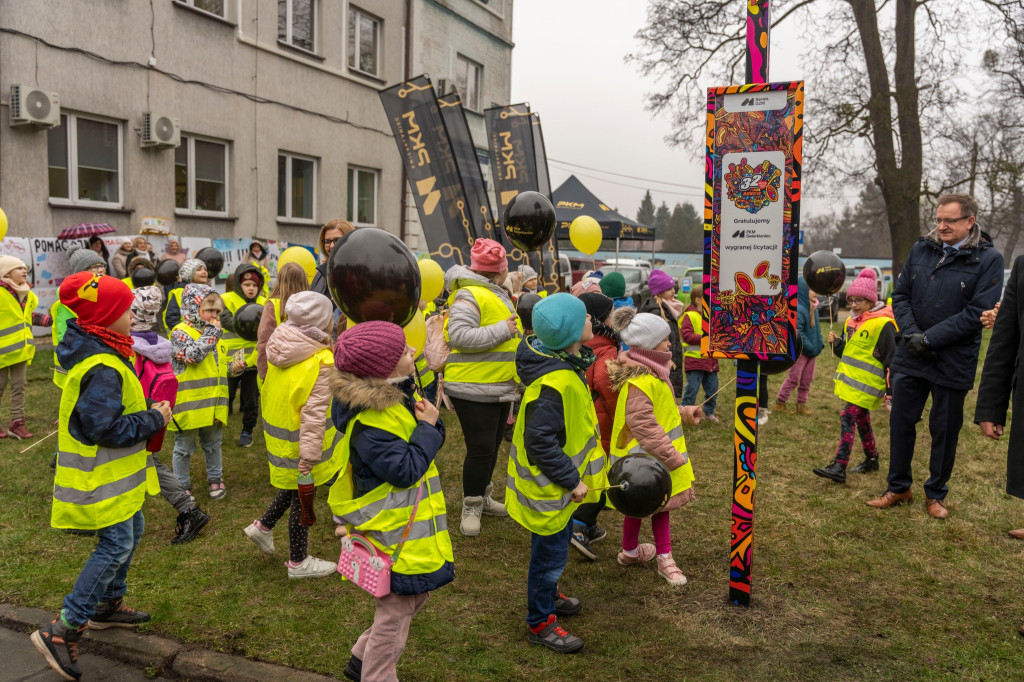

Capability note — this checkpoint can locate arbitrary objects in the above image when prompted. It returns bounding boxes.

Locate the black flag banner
[380,75,476,271]
[485,104,560,293]
[438,93,496,243]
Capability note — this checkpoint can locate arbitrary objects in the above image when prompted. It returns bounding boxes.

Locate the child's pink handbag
[337,478,425,598]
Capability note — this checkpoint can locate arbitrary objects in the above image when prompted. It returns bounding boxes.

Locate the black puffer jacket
[890,225,1004,390]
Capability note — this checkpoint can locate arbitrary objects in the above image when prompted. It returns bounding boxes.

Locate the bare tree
[629,0,1023,274]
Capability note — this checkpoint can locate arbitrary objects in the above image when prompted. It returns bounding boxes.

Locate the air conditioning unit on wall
[141,112,180,148]
[10,85,60,127]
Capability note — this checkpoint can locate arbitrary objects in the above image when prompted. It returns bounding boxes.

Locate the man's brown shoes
[925,498,948,519]
[866,490,914,509]
[1009,529,1024,539]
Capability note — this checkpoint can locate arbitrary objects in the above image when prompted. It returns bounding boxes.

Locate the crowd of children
[20,229,908,681]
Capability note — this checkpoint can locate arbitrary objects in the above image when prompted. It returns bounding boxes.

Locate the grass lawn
[2,328,1022,681]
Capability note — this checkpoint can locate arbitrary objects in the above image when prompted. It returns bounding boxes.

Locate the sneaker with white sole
[287,555,337,579]
[482,483,508,517]
[460,496,483,536]
[209,480,226,500]
[570,523,597,561]
[656,555,688,586]
[617,543,656,566]
[244,522,275,555]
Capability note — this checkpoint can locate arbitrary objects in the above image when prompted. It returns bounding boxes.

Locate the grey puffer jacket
[443,265,519,402]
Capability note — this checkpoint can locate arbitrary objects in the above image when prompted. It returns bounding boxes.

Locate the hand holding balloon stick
[297,472,317,526]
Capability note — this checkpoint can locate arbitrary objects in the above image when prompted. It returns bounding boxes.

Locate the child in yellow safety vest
[678,284,721,422]
[0,256,52,439]
[608,307,700,587]
[220,262,267,447]
[244,291,339,579]
[328,321,451,681]
[813,269,897,484]
[169,284,230,500]
[31,273,172,681]
[506,293,607,654]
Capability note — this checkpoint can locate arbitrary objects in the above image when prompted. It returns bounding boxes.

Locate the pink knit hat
[846,269,878,304]
[334,321,408,378]
[470,238,507,273]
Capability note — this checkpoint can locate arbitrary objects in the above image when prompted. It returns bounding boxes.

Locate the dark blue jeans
[682,370,719,415]
[62,510,144,626]
[527,519,573,628]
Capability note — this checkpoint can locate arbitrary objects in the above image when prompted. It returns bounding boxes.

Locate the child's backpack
[424,310,451,372]
[134,355,178,452]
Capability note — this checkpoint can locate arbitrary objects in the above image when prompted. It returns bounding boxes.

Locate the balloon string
[589,483,626,492]
[829,296,836,357]
[20,429,58,454]
[697,375,737,410]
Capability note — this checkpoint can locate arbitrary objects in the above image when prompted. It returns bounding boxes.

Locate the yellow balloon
[418,259,444,302]
[0,207,7,241]
[403,309,427,354]
[569,215,602,255]
[278,246,317,284]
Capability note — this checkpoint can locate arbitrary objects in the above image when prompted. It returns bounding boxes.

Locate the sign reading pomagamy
[702,81,804,362]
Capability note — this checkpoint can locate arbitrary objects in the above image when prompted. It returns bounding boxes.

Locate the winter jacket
[444,265,519,402]
[890,224,1003,390]
[110,247,133,279]
[583,332,620,453]
[310,261,330,299]
[639,296,684,396]
[220,262,266,331]
[607,355,695,512]
[330,371,450,594]
[267,323,333,472]
[679,303,719,373]
[170,284,222,375]
[975,254,1024,499]
[56,321,164,448]
[131,331,172,365]
[797,277,825,357]
[256,298,279,381]
[515,336,594,492]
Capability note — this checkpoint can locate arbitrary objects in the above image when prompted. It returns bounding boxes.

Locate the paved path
[0,626,171,682]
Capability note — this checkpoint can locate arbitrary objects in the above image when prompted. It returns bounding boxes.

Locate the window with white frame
[347,6,381,77]
[174,0,225,17]
[278,0,315,52]
[455,54,483,111]
[347,167,378,226]
[175,136,229,215]
[47,113,122,206]
[278,153,317,221]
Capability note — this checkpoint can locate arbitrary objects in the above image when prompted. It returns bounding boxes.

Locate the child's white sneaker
[656,555,687,586]
[287,555,337,579]
[244,521,275,555]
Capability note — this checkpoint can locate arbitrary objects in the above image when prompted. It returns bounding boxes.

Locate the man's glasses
[934,216,969,226]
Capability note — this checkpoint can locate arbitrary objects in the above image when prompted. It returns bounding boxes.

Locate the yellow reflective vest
[51,300,75,388]
[443,285,522,392]
[681,309,702,358]
[163,286,184,336]
[834,315,894,410]
[610,373,695,501]
[221,291,266,369]
[52,354,158,529]
[414,311,435,388]
[167,323,228,430]
[262,348,342,487]
[0,288,36,370]
[506,363,607,536]
[328,392,453,578]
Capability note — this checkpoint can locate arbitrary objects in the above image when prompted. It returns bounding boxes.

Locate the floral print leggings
[835,402,878,465]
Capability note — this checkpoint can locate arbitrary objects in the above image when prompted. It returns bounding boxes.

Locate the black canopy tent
[552,174,655,261]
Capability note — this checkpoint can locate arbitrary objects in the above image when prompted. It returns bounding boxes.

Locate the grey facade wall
[0,0,408,245]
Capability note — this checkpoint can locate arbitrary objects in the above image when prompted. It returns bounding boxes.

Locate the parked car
[569,257,605,284]
[603,258,652,299]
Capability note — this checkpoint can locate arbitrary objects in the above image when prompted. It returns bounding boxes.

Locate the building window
[456,55,483,111]
[279,0,315,52]
[174,0,225,17]
[278,153,317,221]
[347,167,378,226]
[175,136,229,215]
[347,6,381,77]
[47,113,122,207]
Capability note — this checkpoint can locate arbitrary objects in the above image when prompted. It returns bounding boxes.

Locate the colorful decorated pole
[729,0,771,607]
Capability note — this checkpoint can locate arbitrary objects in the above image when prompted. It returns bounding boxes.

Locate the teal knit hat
[599,271,626,298]
[532,293,587,351]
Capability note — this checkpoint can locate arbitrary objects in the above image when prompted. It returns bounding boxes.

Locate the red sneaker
[9,419,32,439]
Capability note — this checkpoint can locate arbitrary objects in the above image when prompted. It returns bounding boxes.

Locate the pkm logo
[416,177,441,215]
[400,111,431,167]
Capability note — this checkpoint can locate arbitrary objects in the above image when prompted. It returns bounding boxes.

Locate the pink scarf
[619,348,673,388]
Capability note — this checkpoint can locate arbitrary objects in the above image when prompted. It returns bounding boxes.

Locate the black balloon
[328,228,420,327]
[156,259,180,286]
[130,267,156,288]
[516,293,542,331]
[759,335,803,375]
[234,303,263,342]
[195,247,225,280]
[607,455,673,518]
[503,191,556,252]
[803,251,846,296]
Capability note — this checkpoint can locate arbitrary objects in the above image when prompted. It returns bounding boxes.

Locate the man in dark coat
[975,254,1024,537]
[868,194,1004,518]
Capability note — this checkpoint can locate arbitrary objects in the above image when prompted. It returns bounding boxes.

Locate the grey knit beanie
[67,245,106,274]
[178,258,205,283]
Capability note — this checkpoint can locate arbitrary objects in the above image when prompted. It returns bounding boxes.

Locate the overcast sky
[509,0,808,220]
